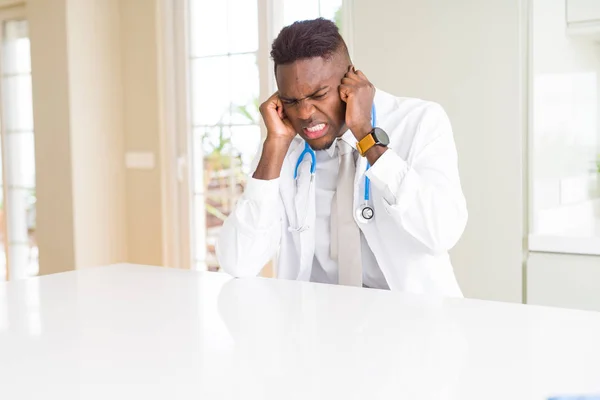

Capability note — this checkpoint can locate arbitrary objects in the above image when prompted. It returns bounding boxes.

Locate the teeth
[306,123,325,132]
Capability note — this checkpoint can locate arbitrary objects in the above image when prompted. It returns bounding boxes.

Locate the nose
[297,98,315,121]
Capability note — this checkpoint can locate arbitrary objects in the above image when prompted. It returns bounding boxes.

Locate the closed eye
[312,92,328,100]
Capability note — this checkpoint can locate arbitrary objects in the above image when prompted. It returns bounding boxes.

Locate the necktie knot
[337,139,354,156]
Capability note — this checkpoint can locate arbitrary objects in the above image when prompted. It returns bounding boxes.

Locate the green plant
[201,123,233,170]
[596,155,600,173]
[205,203,228,222]
[202,100,259,164]
[233,99,260,125]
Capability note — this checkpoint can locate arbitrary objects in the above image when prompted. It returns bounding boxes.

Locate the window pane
[187,1,260,271]
[5,188,36,278]
[228,0,258,54]
[189,0,228,57]
[191,54,259,126]
[193,126,232,193]
[2,75,34,131]
[3,20,30,74]
[202,126,244,272]
[532,73,599,239]
[0,185,5,281]
[1,19,37,279]
[230,124,260,175]
[191,56,231,126]
[530,0,600,254]
[320,0,343,26]
[6,188,29,244]
[283,0,320,25]
[5,133,35,189]
[8,243,32,280]
[193,194,207,269]
[189,0,258,57]
[229,54,259,125]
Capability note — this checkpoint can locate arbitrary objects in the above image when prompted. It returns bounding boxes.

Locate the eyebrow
[280,86,329,103]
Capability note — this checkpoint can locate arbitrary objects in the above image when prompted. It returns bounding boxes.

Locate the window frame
[0,3,30,281]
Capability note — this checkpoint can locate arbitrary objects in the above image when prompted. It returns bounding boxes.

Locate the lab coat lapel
[280,139,304,228]
[296,165,316,281]
[280,140,316,280]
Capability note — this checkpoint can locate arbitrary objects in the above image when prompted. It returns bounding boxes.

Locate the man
[217,18,467,296]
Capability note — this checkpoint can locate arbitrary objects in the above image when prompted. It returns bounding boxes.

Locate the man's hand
[253,92,297,180]
[259,92,296,143]
[339,66,375,140]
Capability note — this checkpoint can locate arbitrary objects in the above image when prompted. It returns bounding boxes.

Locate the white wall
[353,0,528,302]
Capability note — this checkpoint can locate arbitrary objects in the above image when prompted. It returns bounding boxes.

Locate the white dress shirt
[310,131,389,289]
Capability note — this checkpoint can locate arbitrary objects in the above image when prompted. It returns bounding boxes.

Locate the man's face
[276,53,349,151]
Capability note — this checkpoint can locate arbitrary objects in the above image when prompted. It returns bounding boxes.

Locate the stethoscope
[293,104,377,227]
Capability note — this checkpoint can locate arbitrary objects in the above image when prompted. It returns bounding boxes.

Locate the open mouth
[302,123,328,140]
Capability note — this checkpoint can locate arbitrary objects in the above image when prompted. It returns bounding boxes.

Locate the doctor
[217,18,467,296]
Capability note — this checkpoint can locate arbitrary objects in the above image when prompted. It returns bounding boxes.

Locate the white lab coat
[217,89,467,297]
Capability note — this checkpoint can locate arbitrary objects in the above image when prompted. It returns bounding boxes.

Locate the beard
[308,136,337,151]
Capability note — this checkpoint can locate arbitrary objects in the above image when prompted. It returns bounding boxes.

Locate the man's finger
[339,84,352,102]
[354,69,368,81]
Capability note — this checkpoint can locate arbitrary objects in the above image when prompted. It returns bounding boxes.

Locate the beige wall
[25,0,164,273]
[353,0,528,302]
[121,0,164,267]
[67,0,127,267]
[0,0,22,8]
[28,0,77,274]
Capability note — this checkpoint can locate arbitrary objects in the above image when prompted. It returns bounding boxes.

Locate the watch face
[373,128,390,146]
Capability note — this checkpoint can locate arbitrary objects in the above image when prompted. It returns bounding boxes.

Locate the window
[0,11,37,281]
[529,0,600,255]
[177,0,346,271]
[188,0,261,271]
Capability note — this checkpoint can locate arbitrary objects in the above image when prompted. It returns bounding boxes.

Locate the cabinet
[566,0,600,39]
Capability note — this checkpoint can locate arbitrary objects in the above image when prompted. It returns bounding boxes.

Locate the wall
[0,0,22,8]
[67,0,127,267]
[27,0,160,273]
[27,0,77,274]
[353,0,527,302]
[121,0,164,266]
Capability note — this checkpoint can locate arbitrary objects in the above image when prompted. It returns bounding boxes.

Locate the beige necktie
[330,139,362,287]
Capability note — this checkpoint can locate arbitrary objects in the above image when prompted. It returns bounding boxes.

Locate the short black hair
[270,18,348,73]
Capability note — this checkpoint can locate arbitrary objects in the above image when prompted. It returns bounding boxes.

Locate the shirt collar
[323,129,359,158]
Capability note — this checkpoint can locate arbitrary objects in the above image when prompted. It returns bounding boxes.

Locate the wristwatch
[356,127,390,156]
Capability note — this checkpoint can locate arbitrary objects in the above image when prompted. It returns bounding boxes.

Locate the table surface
[1,264,599,400]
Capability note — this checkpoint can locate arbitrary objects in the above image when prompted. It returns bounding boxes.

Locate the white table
[1,264,599,399]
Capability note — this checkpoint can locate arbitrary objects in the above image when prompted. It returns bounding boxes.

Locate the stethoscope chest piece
[356,204,374,224]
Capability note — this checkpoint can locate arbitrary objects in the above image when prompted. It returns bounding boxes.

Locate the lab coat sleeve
[216,177,282,278]
[366,104,468,253]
